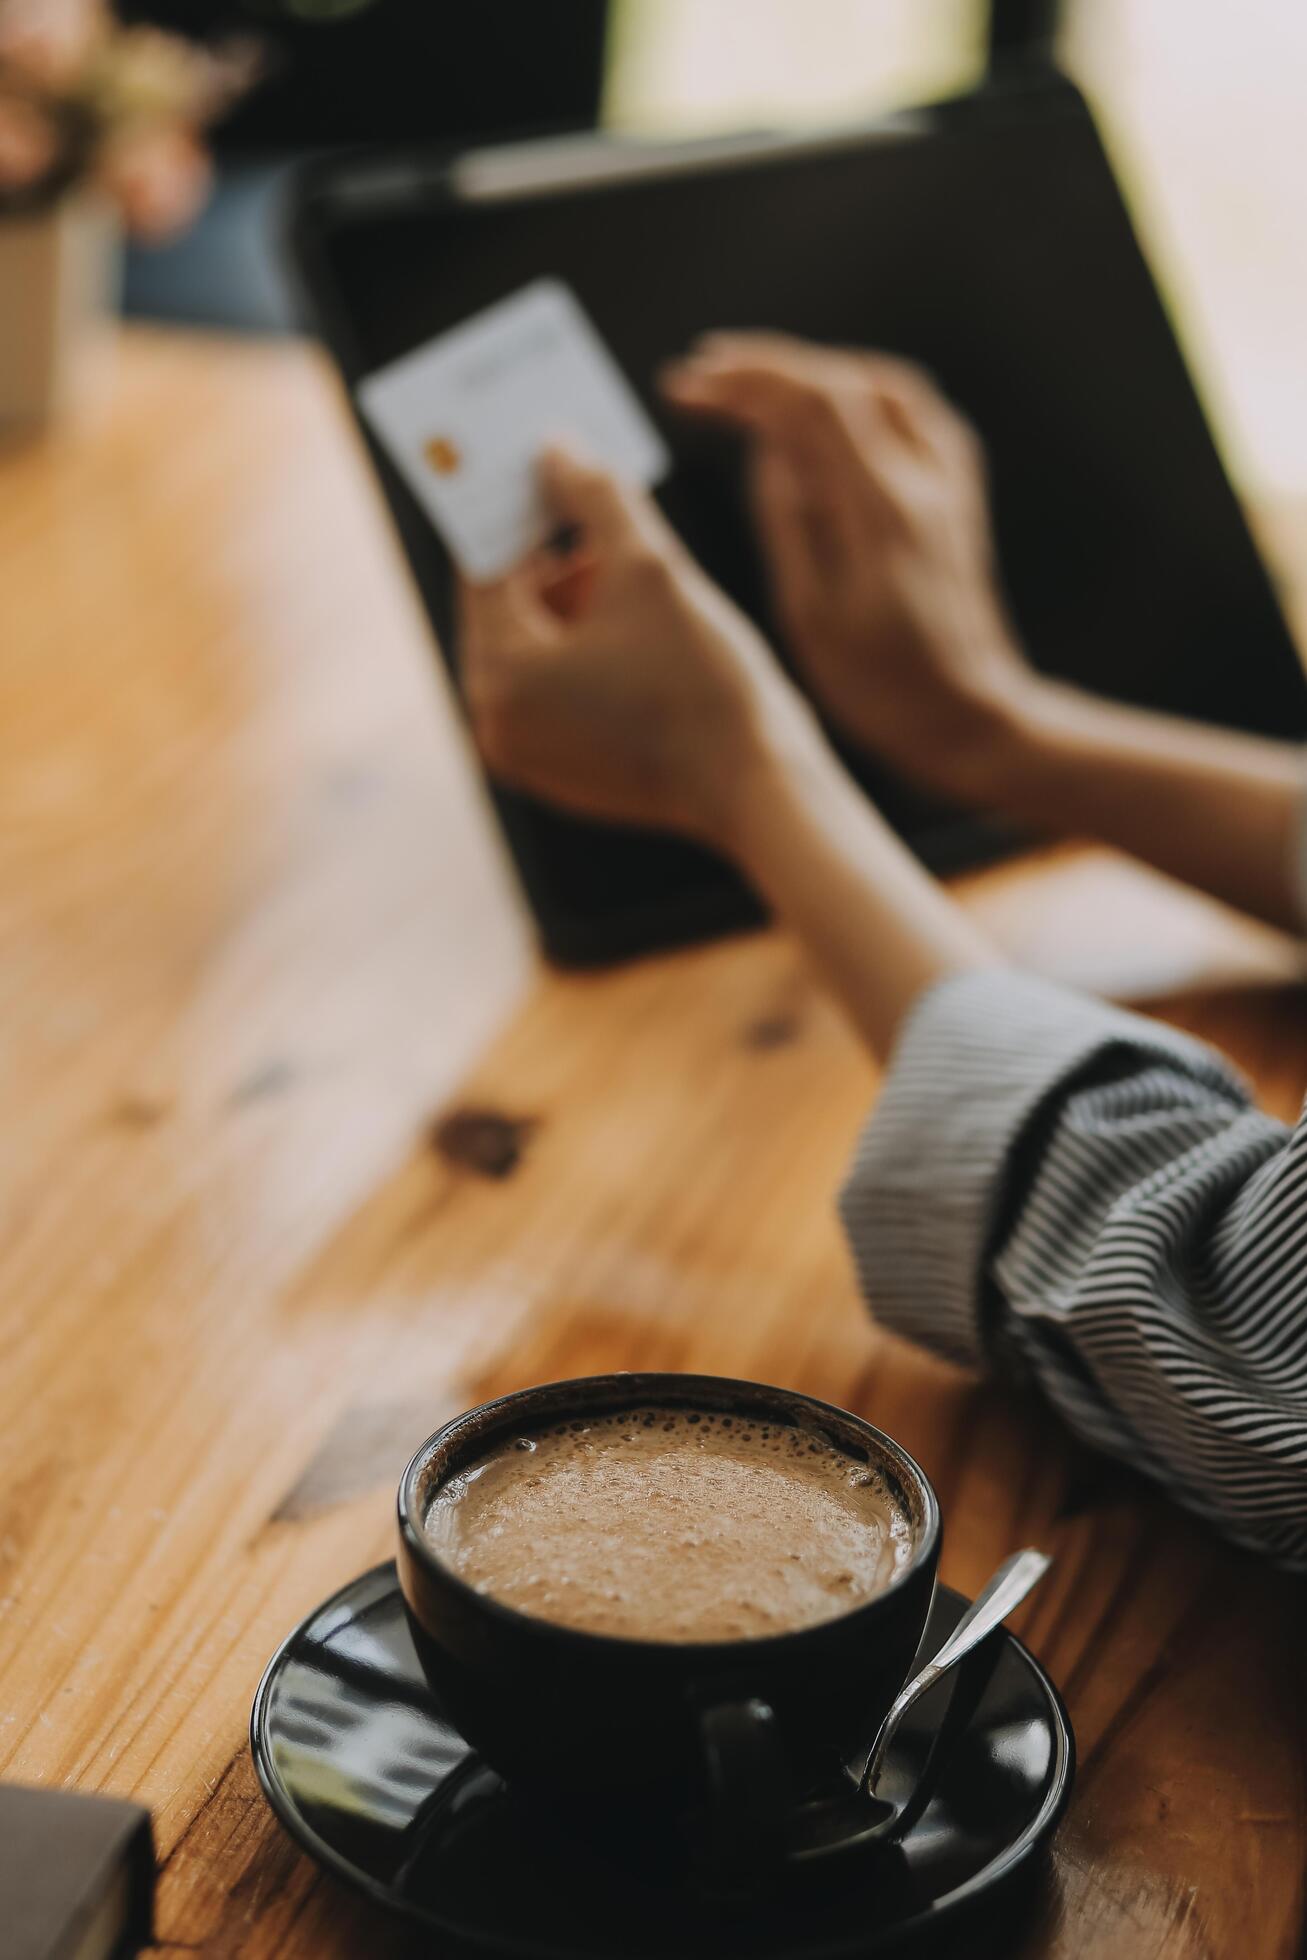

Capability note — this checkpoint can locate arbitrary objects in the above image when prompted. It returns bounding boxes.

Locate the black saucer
[251,1562,1073,1957]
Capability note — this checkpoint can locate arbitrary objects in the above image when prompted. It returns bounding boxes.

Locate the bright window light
[603,0,984,136]
[1064,0,1307,496]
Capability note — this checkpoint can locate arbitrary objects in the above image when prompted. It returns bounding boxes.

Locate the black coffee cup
[397,1372,940,1869]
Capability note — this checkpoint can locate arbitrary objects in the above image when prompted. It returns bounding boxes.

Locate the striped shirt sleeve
[840,969,1307,1568]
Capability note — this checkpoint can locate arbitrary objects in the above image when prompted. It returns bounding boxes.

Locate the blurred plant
[0,0,259,238]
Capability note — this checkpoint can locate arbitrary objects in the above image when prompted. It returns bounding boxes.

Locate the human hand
[459,446,816,849]
[662,333,1034,802]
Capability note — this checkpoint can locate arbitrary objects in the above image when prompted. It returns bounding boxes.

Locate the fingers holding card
[356,280,669,580]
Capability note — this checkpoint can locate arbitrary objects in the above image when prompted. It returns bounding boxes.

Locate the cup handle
[696,1695,788,1886]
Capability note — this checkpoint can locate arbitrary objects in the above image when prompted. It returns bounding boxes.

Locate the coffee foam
[423,1405,914,1643]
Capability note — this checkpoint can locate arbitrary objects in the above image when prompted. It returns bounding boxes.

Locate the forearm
[968,680,1306,933]
[719,713,997,1060]
[841,963,1307,1567]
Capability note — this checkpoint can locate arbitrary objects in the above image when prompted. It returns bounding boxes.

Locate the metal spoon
[785,1546,1052,1867]
[855,1546,1052,1797]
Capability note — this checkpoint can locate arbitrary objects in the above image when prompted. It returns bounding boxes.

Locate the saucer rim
[250,1559,1075,1958]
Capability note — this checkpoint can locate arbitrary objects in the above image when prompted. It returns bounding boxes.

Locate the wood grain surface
[1,330,1305,1959]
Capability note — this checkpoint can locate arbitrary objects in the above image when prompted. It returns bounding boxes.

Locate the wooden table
[2,330,1306,1959]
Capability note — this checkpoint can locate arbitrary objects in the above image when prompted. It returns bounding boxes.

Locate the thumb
[538,444,658,551]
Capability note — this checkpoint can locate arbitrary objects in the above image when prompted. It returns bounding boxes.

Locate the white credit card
[356,278,669,579]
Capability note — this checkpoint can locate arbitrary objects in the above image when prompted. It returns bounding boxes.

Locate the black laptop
[287,74,1307,964]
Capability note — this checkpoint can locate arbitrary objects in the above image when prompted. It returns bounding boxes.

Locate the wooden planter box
[0,195,120,431]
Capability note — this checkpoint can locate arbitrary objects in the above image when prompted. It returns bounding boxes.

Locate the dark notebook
[0,1783,154,1960]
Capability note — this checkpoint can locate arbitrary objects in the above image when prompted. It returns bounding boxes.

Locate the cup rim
[397,1371,941,1659]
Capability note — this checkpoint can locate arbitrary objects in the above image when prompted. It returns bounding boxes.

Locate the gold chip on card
[424,436,462,475]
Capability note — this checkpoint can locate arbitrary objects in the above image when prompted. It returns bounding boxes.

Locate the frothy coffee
[423,1405,914,1642]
